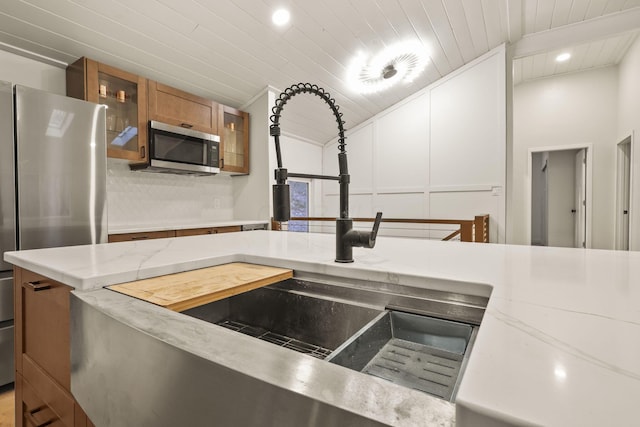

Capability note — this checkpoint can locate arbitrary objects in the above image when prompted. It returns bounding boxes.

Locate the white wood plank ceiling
[0,0,639,144]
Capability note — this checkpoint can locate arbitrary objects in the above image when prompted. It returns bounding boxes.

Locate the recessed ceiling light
[272,9,290,26]
[556,53,571,62]
[347,41,429,94]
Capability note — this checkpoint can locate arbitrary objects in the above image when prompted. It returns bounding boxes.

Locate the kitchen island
[5,231,640,426]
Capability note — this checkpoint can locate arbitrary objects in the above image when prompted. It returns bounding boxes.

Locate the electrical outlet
[214,198,220,209]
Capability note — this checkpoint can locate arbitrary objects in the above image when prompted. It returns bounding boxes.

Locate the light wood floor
[0,383,14,427]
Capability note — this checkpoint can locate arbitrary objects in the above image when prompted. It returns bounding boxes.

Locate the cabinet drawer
[108,230,176,242]
[22,355,75,427]
[174,226,241,237]
[19,270,71,389]
[175,227,215,237]
[21,372,68,427]
[213,226,242,234]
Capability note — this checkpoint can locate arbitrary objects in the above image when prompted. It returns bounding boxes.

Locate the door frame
[615,134,634,250]
[574,149,587,248]
[526,143,593,248]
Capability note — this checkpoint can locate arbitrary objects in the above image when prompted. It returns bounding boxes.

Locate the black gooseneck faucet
[270,83,382,263]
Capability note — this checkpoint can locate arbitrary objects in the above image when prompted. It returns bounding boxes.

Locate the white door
[574,149,586,248]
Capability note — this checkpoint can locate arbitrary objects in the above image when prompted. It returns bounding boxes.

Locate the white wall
[0,49,65,93]
[617,36,640,250]
[233,89,274,221]
[321,46,507,242]
[512,66,618,249]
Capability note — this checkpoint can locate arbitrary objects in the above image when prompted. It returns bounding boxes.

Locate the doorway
[615,136,632,250]
[528,145,591,248]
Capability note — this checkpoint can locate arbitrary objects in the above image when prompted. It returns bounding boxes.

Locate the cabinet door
[66,58,148,162]
[148,81,218,134]
[14,268,77,427]
[220,105,249,174]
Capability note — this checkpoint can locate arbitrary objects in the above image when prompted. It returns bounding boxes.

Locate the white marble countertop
[5,231,640,426]
[107,219,268,234]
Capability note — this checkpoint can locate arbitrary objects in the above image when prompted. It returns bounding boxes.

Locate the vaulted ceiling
[0,0,639,144]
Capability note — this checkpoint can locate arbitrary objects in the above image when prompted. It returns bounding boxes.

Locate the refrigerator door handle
[23,281,52,292]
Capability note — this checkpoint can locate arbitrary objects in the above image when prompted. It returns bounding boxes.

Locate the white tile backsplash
[107,159,234,228]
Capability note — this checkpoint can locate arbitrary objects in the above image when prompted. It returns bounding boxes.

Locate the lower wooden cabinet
[111,225,243,241]
[14,268,93,427]
[108,230,176,242]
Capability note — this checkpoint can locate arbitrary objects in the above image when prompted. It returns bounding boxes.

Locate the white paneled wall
[617,36,640,251]
[375,93,429,194]
[324,124,375,195]
[279,134,324,217]
[430,55,505,188]
[107,159,234,228]
[321,46,507,242]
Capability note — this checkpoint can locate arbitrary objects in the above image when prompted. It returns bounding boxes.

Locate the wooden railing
[271,214,490,243]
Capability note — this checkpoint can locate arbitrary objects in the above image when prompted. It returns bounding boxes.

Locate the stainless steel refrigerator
[0,81,107,386]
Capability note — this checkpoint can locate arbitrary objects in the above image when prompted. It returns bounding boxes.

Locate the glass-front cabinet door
[66,58,148,162]
[99,71,144,160]
[220,105,249,174]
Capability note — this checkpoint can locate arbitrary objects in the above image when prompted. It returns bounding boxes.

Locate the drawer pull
[26,405,55,426]
[180,123,193,128]
[131,236,149,240]
[23,281,51,292]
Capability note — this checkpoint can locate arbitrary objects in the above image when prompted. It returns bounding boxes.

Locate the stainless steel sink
[182,283,384,357]
[182,276,486,402]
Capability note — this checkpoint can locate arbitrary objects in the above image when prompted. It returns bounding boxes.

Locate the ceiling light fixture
[272,8,290,26]
[556,52,571,62]
[347,40,429,94]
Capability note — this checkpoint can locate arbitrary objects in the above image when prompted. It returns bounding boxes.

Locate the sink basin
[182,284,384,357]
[182,276,485,402]
[327,311,475,401]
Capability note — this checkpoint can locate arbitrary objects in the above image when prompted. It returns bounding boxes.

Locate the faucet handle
[370,212,383,246]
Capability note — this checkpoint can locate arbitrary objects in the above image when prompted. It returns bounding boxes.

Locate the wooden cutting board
[108,262,293,312]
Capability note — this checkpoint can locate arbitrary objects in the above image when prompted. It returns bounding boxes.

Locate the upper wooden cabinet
[66,57,250,174]
[220,105,249,174]
[66,58,148,162]
[148,81,218,134]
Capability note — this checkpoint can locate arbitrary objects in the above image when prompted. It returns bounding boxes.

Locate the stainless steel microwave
[131,121,220,175]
